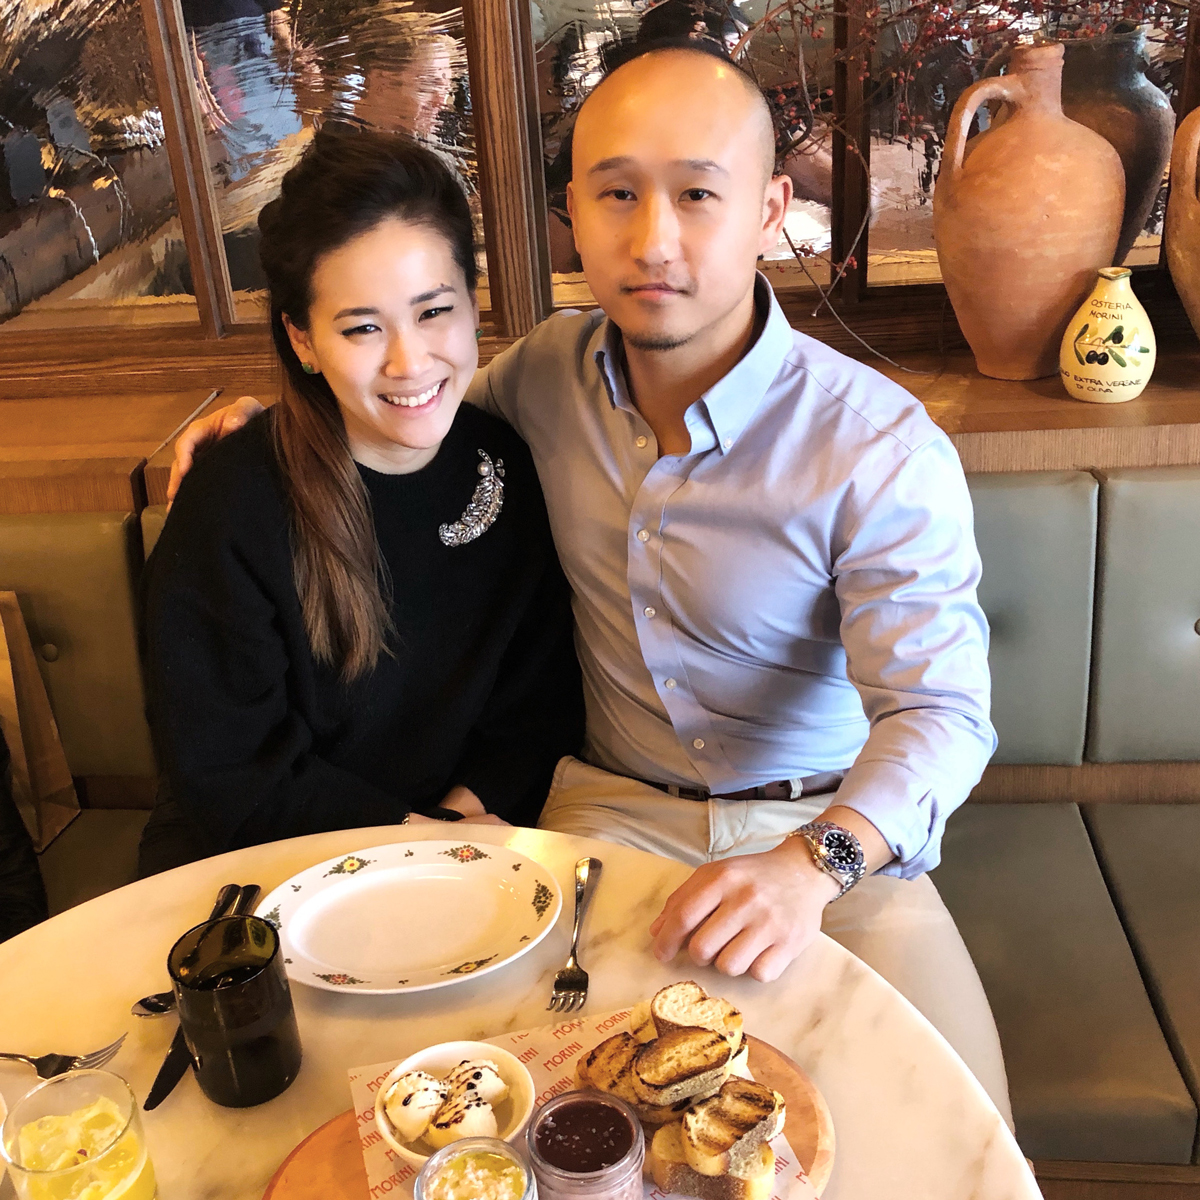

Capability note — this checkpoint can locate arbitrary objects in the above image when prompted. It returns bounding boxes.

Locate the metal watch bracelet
[786,820,866,900]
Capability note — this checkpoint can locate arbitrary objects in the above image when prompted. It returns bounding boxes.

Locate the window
[177,0,488,319]
[0,0,1195,344]
[0,0,192,327]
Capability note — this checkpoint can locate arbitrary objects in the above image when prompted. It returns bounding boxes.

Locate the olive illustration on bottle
[1070,321,1150,370]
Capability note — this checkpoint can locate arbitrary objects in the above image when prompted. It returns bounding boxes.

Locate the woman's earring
[475,329,482,341]
[301,362,318,374]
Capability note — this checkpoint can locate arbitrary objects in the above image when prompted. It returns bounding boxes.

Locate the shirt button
[643,606,656,618]
[693,738,705,750]
[636,529,650,543]
[665,678,677,689]
[723,437,732,450]
[635,435,648,449]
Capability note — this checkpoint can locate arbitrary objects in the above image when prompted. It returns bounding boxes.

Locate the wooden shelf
[875,349,1200,472]
[0,389,219,513]
[2,330,1200,492]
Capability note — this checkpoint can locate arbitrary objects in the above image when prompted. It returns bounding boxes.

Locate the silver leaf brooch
[438,450,505,547]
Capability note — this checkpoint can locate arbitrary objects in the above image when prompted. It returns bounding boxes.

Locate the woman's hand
[439,786,511,826]
[168,396,267,505]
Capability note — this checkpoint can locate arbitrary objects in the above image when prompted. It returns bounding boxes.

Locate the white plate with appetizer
[255,841,561,995]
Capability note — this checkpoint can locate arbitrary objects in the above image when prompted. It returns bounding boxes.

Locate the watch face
[821,829,862,869]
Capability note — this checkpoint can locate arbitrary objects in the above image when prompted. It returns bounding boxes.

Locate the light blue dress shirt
[469,275,996,878]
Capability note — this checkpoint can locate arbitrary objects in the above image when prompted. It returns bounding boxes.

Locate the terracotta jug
[1166,106,1200,341]
[987,34,1174,266]
[934,42,1125,380]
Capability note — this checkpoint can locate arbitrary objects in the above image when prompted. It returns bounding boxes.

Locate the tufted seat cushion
[1084,804,1200,1162]
[967,472,1097,765]
[1090,467,1200,761]
[0,512,155,777]
[931,802,1197,1163]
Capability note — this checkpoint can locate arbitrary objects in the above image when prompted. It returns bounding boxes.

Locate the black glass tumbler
[168,914,302,1107]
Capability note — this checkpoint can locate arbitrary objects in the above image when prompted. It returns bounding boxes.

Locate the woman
[138,128,582,875]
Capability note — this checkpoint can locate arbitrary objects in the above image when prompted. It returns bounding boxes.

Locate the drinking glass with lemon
[0,1070,155,1200]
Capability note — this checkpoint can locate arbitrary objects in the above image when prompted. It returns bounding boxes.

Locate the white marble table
[0,826,1041,1200]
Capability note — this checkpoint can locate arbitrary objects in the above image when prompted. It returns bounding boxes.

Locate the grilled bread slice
[632,1027,733,1107]
[682,1078,786,1178]
[728,1041,751,1079]
[649,1121,776,1200]
[576,1032,641,1106]
[578,1032,712,1125]
[630,1001,657,1043]
[652,982,744,1053]
[633,1094,698,1128]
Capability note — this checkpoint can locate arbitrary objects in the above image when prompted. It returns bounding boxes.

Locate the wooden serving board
[263,1033,834,1199]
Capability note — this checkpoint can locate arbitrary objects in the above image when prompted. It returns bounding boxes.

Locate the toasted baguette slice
[649,1121,776,1200]
[633,1094,698,1128]
[728,1041,751,1079]
[577,1032,641,1106]
[580,1032,717,1127]
[682,1078,785,1178]
[652,982,744,1052]
[633,1027,732,1107]
[629,1001,657,1043]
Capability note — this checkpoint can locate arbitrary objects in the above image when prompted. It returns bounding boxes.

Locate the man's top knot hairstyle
[576,38,778,183]
[599,35,751,90]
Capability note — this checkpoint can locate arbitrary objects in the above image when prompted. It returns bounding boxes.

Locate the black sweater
[142,405,583,850]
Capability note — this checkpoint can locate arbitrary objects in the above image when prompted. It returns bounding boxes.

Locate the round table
[0,826,1040,1200]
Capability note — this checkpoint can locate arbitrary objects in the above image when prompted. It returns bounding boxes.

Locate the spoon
[131,883,260,1017]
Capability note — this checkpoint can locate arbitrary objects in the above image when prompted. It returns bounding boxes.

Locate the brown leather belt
[643,772,844,802]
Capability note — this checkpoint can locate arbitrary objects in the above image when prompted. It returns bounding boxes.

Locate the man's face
[359,43,455,139]
[567,52,788,352]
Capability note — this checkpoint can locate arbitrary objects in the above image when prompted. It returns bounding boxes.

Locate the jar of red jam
[526,1092,644,1200]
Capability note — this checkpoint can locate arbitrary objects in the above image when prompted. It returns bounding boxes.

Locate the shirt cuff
[830,758,952,880]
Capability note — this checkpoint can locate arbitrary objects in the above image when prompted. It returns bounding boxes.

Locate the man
[171,43,1010,1118]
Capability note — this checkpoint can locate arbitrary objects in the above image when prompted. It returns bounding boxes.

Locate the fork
[0,1033,127,1080]
[547,857,601,1013]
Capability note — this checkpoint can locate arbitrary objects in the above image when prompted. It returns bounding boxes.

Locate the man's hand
[167,395,266,504]
[649,838,840,982]
[649,804,893,982]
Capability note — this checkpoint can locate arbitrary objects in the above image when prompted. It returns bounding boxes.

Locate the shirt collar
[591,272,793,455]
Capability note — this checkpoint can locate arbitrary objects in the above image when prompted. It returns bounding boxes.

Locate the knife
[143,884,261,1111]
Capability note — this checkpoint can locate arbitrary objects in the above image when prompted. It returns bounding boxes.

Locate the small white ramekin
[374,1040,535,1170]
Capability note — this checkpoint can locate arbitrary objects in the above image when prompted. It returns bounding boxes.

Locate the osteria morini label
[1059,267,1156,403]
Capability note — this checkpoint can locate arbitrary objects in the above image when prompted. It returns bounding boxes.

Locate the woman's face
[285,216,479,474]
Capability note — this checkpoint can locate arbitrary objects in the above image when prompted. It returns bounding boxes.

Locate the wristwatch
[786,821,866,900]
[401,806,466,824]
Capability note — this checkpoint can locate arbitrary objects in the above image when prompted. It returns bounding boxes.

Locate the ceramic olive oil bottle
[1059,268,1156,402]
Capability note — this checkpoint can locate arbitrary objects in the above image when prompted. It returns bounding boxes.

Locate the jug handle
[943,75,1024,181]
[1171,107,1200,214]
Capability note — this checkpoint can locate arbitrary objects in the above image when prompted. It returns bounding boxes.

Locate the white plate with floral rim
[254,841,561,995]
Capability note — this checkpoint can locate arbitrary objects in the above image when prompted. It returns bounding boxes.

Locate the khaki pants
[538,756,1013,1127]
